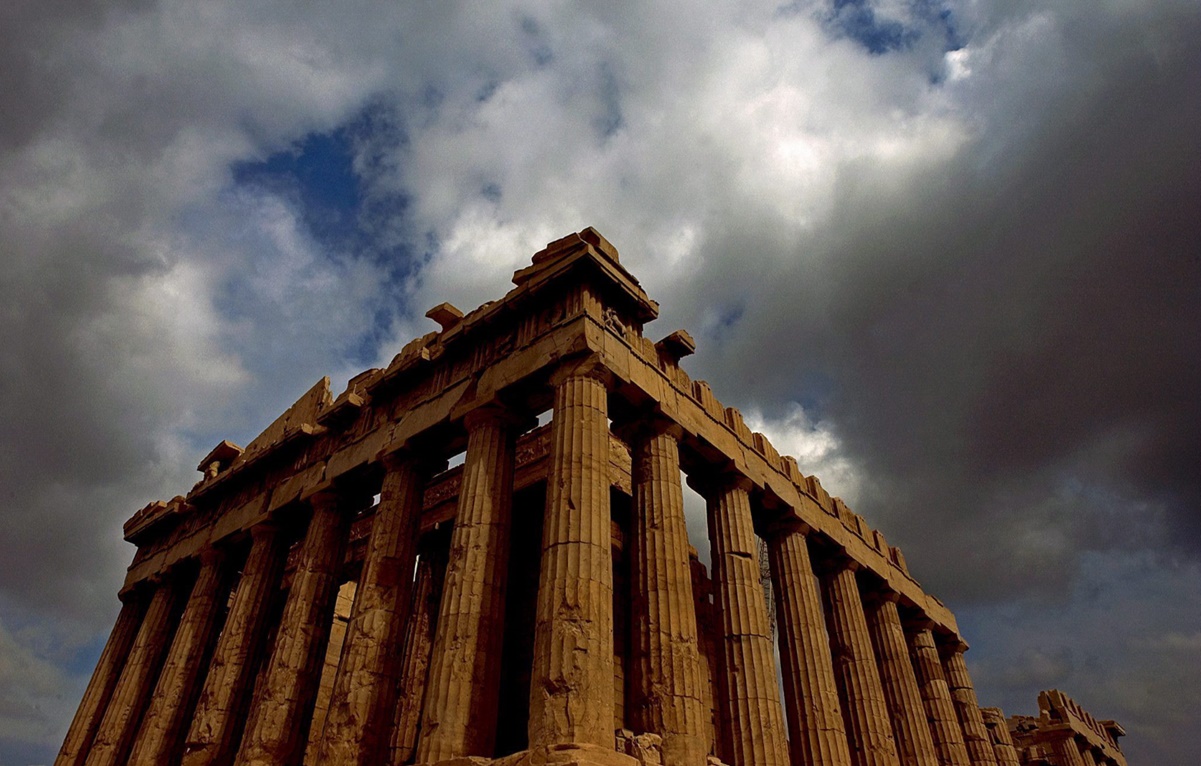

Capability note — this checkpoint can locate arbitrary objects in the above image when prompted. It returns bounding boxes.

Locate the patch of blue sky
[832,1,920,54]
[717,303,745,332]
[232,128,362,248]
[347,306,399,367]
[64,629,112,676]
[804,0,963,56]
[791,369,838,416]
[226,107,428,366]
[700,303,747,345]
[476,79,501,103]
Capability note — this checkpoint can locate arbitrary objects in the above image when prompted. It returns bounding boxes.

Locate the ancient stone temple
[1003,691,1127,766]
[57,228,1128,766]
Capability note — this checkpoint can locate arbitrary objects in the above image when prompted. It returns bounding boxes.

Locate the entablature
[121,227,961,640]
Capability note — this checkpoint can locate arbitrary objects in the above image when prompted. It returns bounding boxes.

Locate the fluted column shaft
[767,527,852,766]
[84,578,180,766]
[419,408,518,761]
[529,360,615,749]
[907,628,969,766]
[708,476,789,766]
[55,597,144,766]
[1078,746,1097,766]
[183,524,287,766]
[390,543,449,765]
[1050,736,1087,766]
[978,709,1019,766]
[129,550,230,765]
[628,423,708,766]
[319,456,428,766]
[863,596,937,766]
[235,492,348,766]
[940,648,997,766]
[820,561,899,766]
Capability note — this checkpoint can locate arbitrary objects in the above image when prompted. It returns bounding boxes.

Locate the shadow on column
[494,482,548,758]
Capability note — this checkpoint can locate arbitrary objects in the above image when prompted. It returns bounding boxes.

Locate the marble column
[626,420,708,766]
[767,525,852,766]
[977,709,1019,766]
[1049,736,1086,766]
[1078,746,1098,766]
[707,474,789,766]
[419,407,520,761]
[940,645,997,766]
[862,593,937,766]
[390,542,449,766]
[819,559,899,766]
[84,576,181,766]
[128,549,230,766]
[318,454,429,766]
[907,627,969,766]
[183,524,287,766]
[55,595,144,766]
[235,492,349,766]
[528,359,616,750]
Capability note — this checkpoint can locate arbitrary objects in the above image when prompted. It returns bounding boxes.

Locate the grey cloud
[1,1,1198,763]
[0,0,410,624]
[0,3,412,752]
[694,3,1201,606]
[965,554,1201,764]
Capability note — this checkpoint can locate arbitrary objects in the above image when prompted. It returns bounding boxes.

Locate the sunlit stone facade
[58,229,1128,766]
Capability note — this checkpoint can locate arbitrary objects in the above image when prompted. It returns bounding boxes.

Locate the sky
[0,1,1198,764]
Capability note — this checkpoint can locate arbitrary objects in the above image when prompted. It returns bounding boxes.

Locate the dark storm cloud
[699,3,1201,606]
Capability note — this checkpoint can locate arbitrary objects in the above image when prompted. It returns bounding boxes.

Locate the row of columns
[1039,734,1118,766]
[710,486,1016,766]
[58,358,1009,766]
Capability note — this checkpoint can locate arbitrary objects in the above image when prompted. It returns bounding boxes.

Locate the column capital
[814,549,861,576]
[380,447,447,477]
[938,636,971,656]
[198,546,228,568]
[901,614,936,633]
[547,353,614,388]
[941,638,970,657]
[720,472,755,494]
[462,402,534,433]
[689,469,754,498]
[118,583,151,604]
[764,515,812,540]
[861,587,901,606]
[612,413,685,444]
[250,520,282,542]
[380,449,411,472]
[144,567,173,587]
[306,490,341,514]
